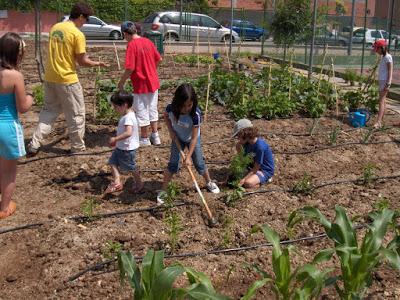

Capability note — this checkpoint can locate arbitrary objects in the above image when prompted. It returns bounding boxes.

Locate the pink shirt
[125,37,161,94]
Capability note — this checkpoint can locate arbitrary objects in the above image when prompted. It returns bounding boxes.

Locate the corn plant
[242,224,333,300]
[118,249,229,300]
[361,163,376,185]
[292,173,313,195]
[102,240,122,259]
[80,197,98,221]
[163,182,183,254]
[288,205,400,300]
[33,84,44,106]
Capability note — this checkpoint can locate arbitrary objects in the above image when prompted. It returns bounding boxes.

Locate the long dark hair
[171,83,198,120]
[381,46,388,56]
[0,32,24,69]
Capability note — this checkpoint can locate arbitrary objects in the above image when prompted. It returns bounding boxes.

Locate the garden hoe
[175,140,218,227]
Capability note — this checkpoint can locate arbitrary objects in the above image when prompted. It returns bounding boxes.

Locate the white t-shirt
[116,111,139,150]
[378,53,393,81]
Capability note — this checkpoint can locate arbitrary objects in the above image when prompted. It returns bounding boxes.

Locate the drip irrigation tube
[68,224,367,282]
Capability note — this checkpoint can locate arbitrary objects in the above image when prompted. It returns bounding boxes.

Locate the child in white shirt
[105,91,142,194]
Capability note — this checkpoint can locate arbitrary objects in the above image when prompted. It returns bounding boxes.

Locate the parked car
[226,19,268,41]
[142,11,239,42]
[352,28,395,47]
[315,28,348,46]
[62,15,122,40]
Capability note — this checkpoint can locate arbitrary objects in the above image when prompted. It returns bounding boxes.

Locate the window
[190,14,201,26]
[88,17,103,25]
[371,31,381,38]
[353,29,365,37]
[381,31,389,39]
[201,16,219,28]
[144,13,158,23]
[160,14,172,24]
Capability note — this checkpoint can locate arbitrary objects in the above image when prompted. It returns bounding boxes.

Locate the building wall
[0,10,60,34]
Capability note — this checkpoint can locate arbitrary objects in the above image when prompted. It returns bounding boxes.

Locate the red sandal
[104,183,123,194]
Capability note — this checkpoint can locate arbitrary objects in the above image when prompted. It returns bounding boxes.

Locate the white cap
[232,119,253,137]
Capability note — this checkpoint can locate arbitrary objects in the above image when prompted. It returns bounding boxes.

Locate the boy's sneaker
[206,181,220,194]
[157,191,167,205]
[139,138,151,147]
[150,132,161,146]
[26,142,39,157]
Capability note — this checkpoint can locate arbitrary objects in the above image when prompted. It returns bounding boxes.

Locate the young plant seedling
[362,128,375,143]
[163,182,183,254]
[292,173,313,195]
[220,216,234,248]
[102,240,122,259]
[361,163,376,185]
[224,184,246,207]
[80,197,99,221]
[33,84,44,107]
[328,126,340,145]
[228,149,252,185]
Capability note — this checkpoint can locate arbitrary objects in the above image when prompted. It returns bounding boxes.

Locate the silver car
[62,15,122,40]
[142,11,239,42]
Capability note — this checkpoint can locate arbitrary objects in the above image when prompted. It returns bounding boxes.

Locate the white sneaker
[139,138,151,147]
[206,181,220,194]
[157,191,167,205]
[150,132,161,146]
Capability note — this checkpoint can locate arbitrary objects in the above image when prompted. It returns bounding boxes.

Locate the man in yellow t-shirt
[28,2,108,155]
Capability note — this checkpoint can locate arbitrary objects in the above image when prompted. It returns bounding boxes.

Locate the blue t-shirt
[166,104,201,143]
[244,137,274,178]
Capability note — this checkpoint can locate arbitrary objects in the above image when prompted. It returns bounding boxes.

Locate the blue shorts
[0,120,26,160]
[256,170,272,185]
[167,139,206,175]
[108,148,137,172]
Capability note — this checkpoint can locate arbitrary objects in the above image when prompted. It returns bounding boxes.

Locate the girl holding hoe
[157,83,220,204]
[0,33,33,219]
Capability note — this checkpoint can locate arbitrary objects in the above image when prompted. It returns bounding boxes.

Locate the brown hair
[0,32,24,69]
[69,2,93,20]
[237,127,259,140]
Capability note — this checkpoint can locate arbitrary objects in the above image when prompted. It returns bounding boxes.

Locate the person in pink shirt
[118,21,162,146]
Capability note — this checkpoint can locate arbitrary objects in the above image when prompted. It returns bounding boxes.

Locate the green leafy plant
[373,196,391,212]
[229,149,253,184]
[174,54,214,66]
[118,249,229,300]
[242,224,333,300]
[292,173,313,195]
[33,84,44,106]
[343,69,359,86]
[102,240,122,259]
[361,163,376,185]
[162,182,182,254]
[328,126,340,145]
[220,216,234,248]
[224,184,246,207]
[80,197,99,221]
[288,206,400,299]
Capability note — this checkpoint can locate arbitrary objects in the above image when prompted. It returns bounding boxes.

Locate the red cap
[373,39,387,50]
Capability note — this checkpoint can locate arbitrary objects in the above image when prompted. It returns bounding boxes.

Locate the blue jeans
[109,148,137,172]
[167,139,206,175]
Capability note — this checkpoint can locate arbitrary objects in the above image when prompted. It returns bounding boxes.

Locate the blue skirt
[0,120,26,160]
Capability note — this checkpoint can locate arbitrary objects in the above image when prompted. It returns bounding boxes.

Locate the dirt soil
[1,41,400,299]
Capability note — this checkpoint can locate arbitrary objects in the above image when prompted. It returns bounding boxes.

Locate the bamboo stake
[331,57,339,117]
[204,64,212,122]
[208,28,211,55]
[224,39,231,71]
[268,59,272,96]
[289,49,294,101]
[317,44,328,94]
[93,56,101,121]
[113,42,121,71]
[196,26,200,70]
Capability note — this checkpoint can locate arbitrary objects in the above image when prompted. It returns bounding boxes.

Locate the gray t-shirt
[378,53,393,81]
[166,104,201,143]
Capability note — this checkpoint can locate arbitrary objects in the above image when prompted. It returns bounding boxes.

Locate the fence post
[348,0,356,56]
[388,0,395,51]
[361,0,368,74]
[308,0,318,79]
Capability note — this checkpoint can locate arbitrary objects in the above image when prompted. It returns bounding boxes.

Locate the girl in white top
[106,91,143,194]
[373,39,393,129]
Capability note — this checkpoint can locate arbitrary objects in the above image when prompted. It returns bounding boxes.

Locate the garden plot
[1,43,400,299]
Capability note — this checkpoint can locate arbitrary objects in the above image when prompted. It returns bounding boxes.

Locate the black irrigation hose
[0,222,45,235]
[69,224,368,282]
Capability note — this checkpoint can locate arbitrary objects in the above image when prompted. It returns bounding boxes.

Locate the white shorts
[133,90,159,127]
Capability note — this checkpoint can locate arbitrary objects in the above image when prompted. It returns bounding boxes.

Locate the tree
[270,0,311,61]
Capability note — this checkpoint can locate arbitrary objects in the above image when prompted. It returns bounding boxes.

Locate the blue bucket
[348,109,370,127]
[213,52,220,60]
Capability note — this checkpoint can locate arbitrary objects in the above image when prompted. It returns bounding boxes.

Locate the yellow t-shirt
[44,21,86,84]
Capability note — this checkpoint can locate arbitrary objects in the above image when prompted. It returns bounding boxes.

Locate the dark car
[226,19,268,41]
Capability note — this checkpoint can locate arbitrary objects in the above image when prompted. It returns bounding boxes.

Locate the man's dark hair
[69,2,93,20]
[110,91,133,108]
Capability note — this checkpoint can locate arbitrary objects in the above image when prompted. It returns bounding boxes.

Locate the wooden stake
[196,26,200,70]
[268,60,272,96]
[93,56,101,121]
[224,40,231,71]
[113,42,121,70]
[331,57,339,117]
[204,64,212,122]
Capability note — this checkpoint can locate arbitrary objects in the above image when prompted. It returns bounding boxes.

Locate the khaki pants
[31,81,86,152]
